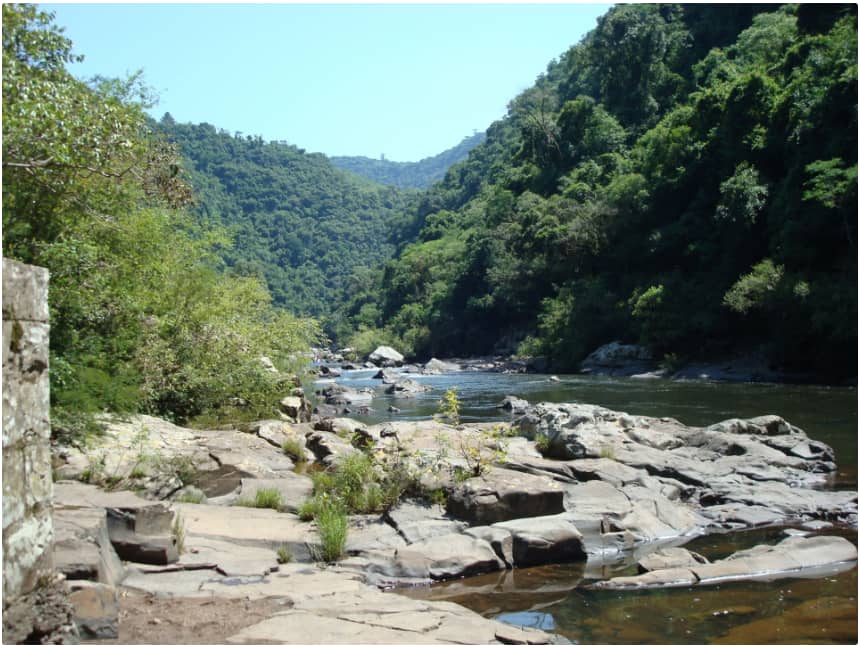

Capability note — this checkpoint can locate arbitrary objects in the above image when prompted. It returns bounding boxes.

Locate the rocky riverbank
[50,393,857,642]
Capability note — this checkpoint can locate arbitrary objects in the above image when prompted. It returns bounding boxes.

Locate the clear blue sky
[43,3,611,162]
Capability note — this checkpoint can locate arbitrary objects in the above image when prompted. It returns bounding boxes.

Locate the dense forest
[2,5,322,435]
[337,3,857,379]
[330,132,486,189]
[154,118,419,319]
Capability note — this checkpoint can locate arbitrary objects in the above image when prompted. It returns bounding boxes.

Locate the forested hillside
[339,4,857,379]
[330,132,486,189]
[156,117,420,318]
[2,5,322,433]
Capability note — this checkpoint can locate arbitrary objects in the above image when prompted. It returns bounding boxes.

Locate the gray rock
[591,535,858,590]
[580,341,655,376]
[237,475,313,513]
[372,368,400,383]
[305,430,360,466]
[447,467,565,524]
[67,581,119,640]
[368,345,404,367]
[385,500,467,544]
[497,395,530,414]
[53,504,125,586]
[463,526,514,568]
[422,358,461,374]
[385,378,432,397]
[395,533,505,580]
[492,513,586,567]
[637,547,708,573]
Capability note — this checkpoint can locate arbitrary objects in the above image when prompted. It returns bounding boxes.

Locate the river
[318,368,858,644]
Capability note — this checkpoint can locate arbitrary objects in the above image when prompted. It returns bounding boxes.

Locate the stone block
[2,259,49,322]
[54,507,126,586]
[68,581,119,639]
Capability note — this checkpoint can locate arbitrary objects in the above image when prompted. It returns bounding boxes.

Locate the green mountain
[342,4,857,379]
[330,132,486,189]
[156,117,420,321]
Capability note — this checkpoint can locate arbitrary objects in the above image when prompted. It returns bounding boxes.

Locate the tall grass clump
[312,500,348,562]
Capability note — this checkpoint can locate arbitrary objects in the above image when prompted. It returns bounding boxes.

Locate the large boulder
[580,341,655,376]
[394,533,505,580]
[368,346,404,367]
[421,358,461,374]
[446,467,565,524]
[384,378,432,397]
[492,513,586,567]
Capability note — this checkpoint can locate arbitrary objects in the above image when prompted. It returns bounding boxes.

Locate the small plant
[535,432,551,454]
[172,512,186,555]
[437,387,462,426]
[599,445,616,460]
[158,454,199,486]
[176,490,206,504]
[276,545,293,564]
[128,465,148,479]
[312,500,348,563]
[254,488,284,510]
[297,498,319,521]
[80,453,106,484]
[457,424,509,478]
[281,437,306,463]
[428,488,447,507]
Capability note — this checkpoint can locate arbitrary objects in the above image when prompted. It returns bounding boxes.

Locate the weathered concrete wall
[3,258,76,642]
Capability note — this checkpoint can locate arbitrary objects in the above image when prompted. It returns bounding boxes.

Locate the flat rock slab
[225,584,554,644]
[385,500,467,545]
[237,475,313,513]
[53,506,125,585]
[591,535,858,590]
[447,467,565,524]
[173,502,311,558]
[638,547,708,572]
[156,536,279,577]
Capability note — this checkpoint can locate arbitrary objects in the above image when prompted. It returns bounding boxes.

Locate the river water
[319,368,858,644]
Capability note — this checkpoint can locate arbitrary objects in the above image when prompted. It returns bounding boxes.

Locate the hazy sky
[44,3,611,162]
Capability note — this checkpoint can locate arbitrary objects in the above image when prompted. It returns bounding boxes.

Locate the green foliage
[437,387,461,427]
[330,132,486,189]
[2,6,324,431]
[156,118,420,322]
[235,488,284,511]
[723,259,785,314]
[457,424,509,478]
[276,545,293,564]
[175,490,206,504]
[282,438,306,463]
[311,500,348,563]
[370,3,856,379]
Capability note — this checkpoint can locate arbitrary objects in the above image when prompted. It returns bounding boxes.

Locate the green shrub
[276,545,293,564]
[312,501,348,563]
[282,437,306,463]
[175,490,206,504]
[234,487,283,511]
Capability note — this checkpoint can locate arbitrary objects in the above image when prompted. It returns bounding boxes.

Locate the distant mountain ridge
[330,132,486,189]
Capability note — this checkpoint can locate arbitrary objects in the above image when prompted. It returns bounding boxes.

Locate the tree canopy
[345,3,856,379]
[3,4,321,436]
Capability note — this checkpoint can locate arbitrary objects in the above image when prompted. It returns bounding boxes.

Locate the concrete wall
[2,258,55,602]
